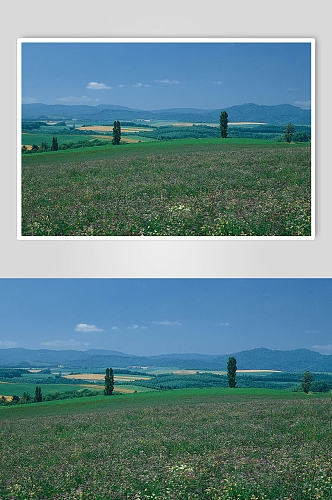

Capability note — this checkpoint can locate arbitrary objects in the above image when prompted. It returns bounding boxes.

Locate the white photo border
[17,37,315,241]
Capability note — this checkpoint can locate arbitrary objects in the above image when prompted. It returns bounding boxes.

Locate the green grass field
[0,382,90,397]
[21,138,311,236]
[22,133,100,146]
[0,388,330,499]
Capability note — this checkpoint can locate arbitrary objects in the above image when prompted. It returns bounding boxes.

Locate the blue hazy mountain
[22,103,310,125]
[0,347,329,372]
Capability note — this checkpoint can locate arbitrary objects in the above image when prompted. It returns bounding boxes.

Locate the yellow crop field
[63,373,151,381]
[173,370,197,375]
[229,122,267,125]
[237,369,282,373]
[77,126,153,133]
[0,395,12,401]
[173,369,282,375]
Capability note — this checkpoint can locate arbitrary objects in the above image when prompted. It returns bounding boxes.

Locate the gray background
[1,0,330,277]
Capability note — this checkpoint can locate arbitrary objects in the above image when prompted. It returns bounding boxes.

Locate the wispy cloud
[56,96,99,104]
[311,344,332,354]
[154,79,180,85]
[220,322,230,327]
[128,324,147,330]
[0,340,18,348]
[305,329,320,334]
[86,81,112,90]
[22,96,39,104]
[40,339,90,349]
[294,100,311,109]
[117,84,125,88]
[111,326,119,330]
[152,320,182,326]
[213,80,223,85]
[75,323,103,332]
[132,82,151,88]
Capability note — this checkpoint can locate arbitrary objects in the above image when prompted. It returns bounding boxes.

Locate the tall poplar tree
[51,137,59,151]
[227,357,237,388]
[220,111,229,138]
[112,121,121,145]
[284,123,295,143]
[104,367,114,395]
[34,386,43,402]
[301,371,313,393]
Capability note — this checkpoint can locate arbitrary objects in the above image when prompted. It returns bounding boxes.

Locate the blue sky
[22,42,311,110]
[0,279,330,355]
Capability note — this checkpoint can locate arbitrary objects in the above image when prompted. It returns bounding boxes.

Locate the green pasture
[0,387,330,499]
[0,382,89,397]
[21,138,311,237]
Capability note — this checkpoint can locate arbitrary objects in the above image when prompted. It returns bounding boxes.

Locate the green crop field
[0,382,90,397]
[21,138,311,237]
[22,133,100,146]
[0,388,330,499]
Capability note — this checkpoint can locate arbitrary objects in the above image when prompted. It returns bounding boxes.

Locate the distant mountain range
[0,348,329,372]
[22,103,311,125]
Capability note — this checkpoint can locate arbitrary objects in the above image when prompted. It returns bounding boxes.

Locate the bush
[310,381,330,393]
[294,132,310,142]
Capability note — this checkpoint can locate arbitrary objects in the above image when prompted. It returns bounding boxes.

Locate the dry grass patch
[63,373,151,382]
[77,126,152,133]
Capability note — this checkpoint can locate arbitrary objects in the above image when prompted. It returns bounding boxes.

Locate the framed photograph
[17,38,314,239]
[0,278,331,498]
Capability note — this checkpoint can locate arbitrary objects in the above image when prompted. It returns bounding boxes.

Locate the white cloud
[220,322,230,327]
[75,323,103,332]
[128,324,147,330]
[213,80,223,85]
[311,344,332,354]
[132,82,151,88]
[86,81,112,90]
[117,84,125,88]
[152,320,182,326]
[294,100,311,109]
[56,96,99,104]
[40,339,90,348]
[154,79,180,85]
[111,326,119,330]
[0,340,18,348]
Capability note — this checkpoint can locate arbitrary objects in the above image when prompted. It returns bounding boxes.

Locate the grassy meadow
[21,138,311,237]
[0,388,330,499]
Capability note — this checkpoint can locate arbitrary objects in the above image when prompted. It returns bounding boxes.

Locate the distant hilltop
[0,347,329,372]
[22,102,311,125]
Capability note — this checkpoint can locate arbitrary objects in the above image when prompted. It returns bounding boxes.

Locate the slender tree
[301,371,313,393]
[31,144,39,152]
[112,121,121,145]
[51,137,59,151]
[39,141,49,152]
[227,356,237,388]
[104,367,114,395]
[21,392,32,403]
[220,111,229,138]
[284,123,295,143]
[34,386,43,402]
